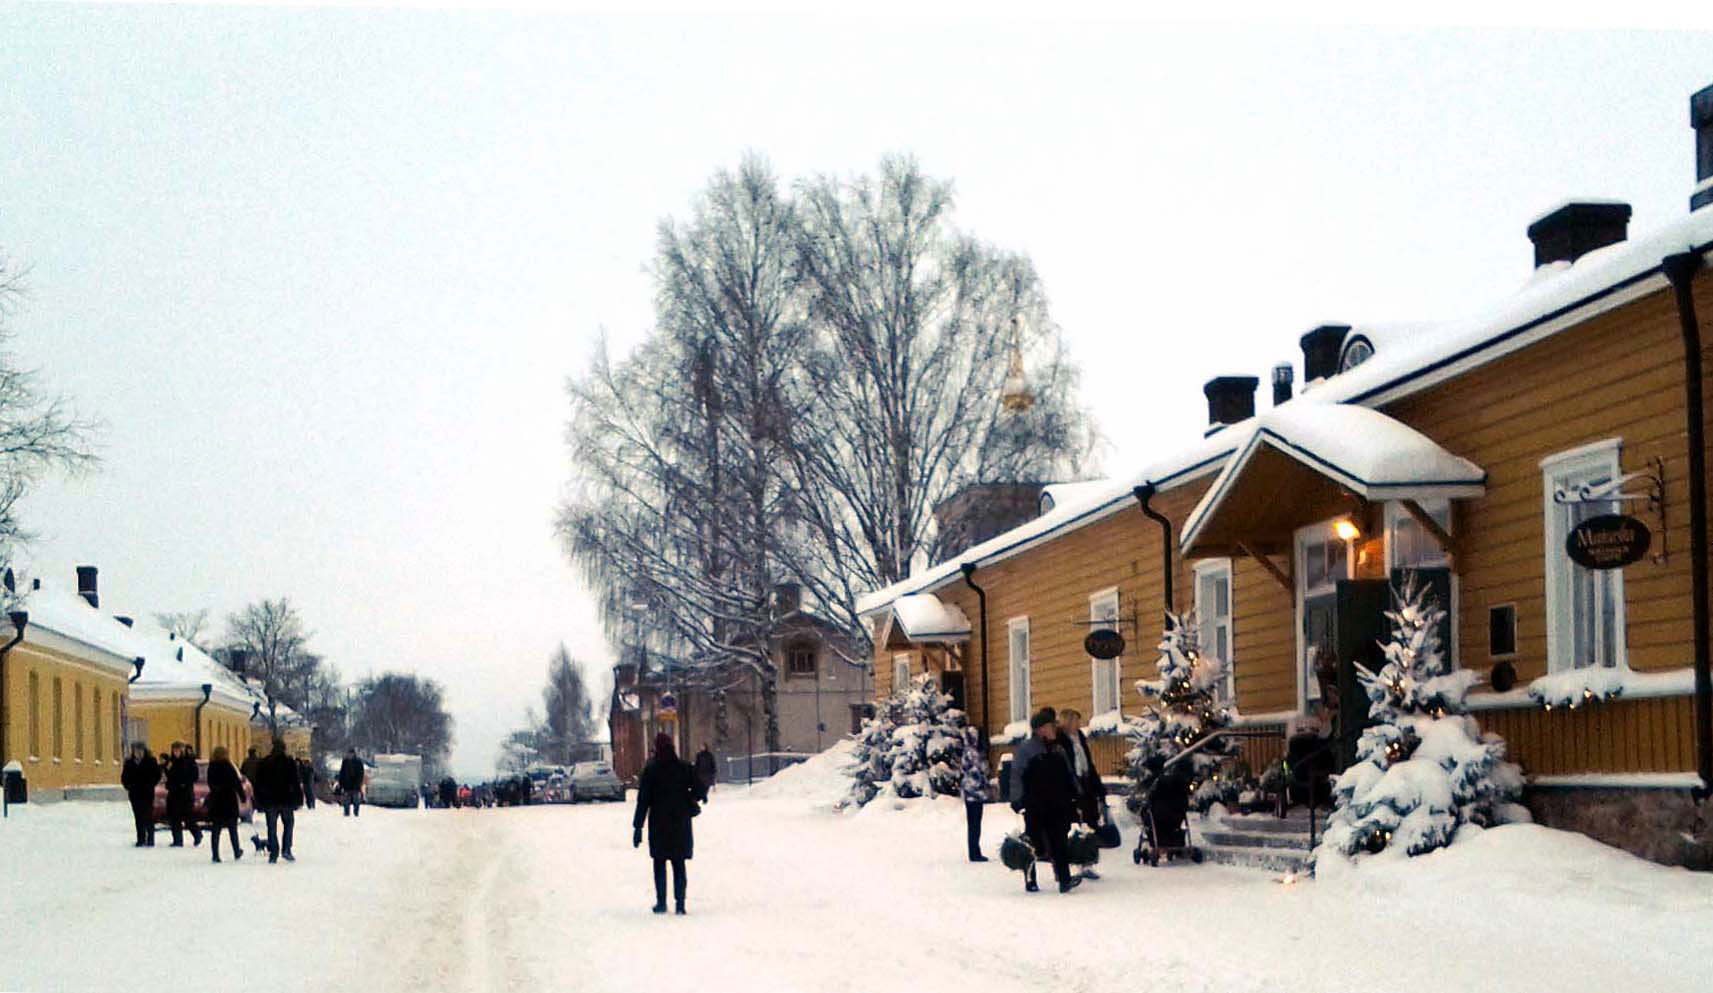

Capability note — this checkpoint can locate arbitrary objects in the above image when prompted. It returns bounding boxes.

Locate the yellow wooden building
[0,568,139,800]
[860,82,1713,866]
[127,619,257,760]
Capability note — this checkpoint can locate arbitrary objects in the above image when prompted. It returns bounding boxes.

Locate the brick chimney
[1299,325,1350,384]
[1203,376,1258,434]
[1526,202,1631,268]
[1271,362,1294,406]
[75,565,98,609]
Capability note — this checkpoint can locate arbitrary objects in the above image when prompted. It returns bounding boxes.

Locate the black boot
[675,901,686,916]
[652,901,666,914]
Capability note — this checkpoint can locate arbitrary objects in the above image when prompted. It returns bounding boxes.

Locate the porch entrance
[1329,567,1451,768]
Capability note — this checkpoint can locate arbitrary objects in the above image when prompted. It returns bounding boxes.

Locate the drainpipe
[0,610,27,767]
[1664,250,1712,799]
[194,683,212,757]
[1132,483,1174,623]
[959,563,990,739]
[129,658,145,683]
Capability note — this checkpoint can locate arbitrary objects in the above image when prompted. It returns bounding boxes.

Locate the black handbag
[1095,802,1122,849]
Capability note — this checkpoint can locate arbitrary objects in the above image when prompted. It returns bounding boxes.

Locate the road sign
[658,692,677,715]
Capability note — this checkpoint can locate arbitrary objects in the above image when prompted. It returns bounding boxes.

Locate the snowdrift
[742,739,856,806]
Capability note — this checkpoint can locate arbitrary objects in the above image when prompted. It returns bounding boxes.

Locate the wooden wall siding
[1481,695,1696,775]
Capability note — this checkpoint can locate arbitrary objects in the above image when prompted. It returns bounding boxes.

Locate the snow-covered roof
[129,619,255,713]
[887,594,972,643]
[7,579,140,673]
[859,203,1713,615]
[1038,480,1113,514]
[1179,403,1487,555]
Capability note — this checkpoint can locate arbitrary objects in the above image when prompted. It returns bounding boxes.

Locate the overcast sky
[2,5,1710,777]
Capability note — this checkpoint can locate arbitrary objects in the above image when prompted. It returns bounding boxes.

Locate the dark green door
[1335,579,1392,770]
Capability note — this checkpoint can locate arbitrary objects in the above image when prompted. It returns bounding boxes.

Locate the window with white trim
[1088,589,1121,716]
[1007,617,1031,724]
[892,653,911,693]
[1543,441,1627,672]
[1195,560,1234,705]
[1296,520,1352,704]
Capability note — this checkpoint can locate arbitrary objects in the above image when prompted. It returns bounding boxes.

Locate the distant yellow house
[127,620,255,760]
[0,568,138,800]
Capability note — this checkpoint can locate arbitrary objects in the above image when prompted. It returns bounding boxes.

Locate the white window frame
[1383,498,1460,668]
[1194,559,1235,705]
[1541,439,1629,673]
[891,653,910,694]
[1007,617,1031,724]
[1295,518,1354,710]
[1088,589,1121,717]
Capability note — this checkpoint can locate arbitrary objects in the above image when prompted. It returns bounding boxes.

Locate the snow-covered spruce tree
[1318,578,1529,860]
[885,674,967,799]
[1123,611,1239,814]
[843,693,903,808]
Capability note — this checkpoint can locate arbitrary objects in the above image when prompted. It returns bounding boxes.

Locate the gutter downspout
[194,683,212,757]
[0,611,27,769]
[1664,250,1713,800]
[959,563,990,740]
[1132,483,1175,623]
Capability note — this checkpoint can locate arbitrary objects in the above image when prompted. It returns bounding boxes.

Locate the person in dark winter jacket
[632,733,707,915]
[960,726,994,862]
[1054,708,1107,880]
[1010,708,1082,893]
[439,776,457,808]
[337,749,365,817]
[205,746,245,864]
[298,756,317,810]
[693,745,717,795]
[121,742,161,847]
[239,746,261,786]
[164,742,203,848]
[253,738,303,863]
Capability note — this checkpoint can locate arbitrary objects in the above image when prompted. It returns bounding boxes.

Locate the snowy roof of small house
[1038,480,1114,514]
[6,576,141,673]
[129,619,255,713]
[887,594,973,643]
[859,201,1713,615]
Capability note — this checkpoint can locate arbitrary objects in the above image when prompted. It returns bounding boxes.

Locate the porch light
[1333,518,1361,542]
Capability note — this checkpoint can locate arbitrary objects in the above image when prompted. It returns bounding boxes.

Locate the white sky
[2,4,1710,778]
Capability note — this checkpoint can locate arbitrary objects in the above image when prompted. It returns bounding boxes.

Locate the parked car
[153,761,255,826]
[569,761,625,802]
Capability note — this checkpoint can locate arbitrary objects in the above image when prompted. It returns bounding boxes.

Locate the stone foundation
[1526,785,1713,869]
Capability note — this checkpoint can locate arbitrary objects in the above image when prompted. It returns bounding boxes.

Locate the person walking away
[255,738,303,863]
[632,733,707,915]
[165,742,203,848]
[206,746,245,864]
[337,749,365,817]
[1054,708,1106,880]
[694,744,717,795]
[438,776,457,809]
[1009,708,1081,893]
[960,726,994,862]
[239,746,261,785]
[298,756,317,811]
[121,742,161,847]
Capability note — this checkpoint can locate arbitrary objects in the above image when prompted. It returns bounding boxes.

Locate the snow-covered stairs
[1194,809,1319,874]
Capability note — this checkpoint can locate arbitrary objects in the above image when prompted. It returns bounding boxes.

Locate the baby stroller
[1132,765,1202,866]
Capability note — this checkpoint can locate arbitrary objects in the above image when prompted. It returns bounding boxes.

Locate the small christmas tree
[843,694,904,808]
[1123,611,1240,814]
[886,674,966,798]
[1318,577,1529,861]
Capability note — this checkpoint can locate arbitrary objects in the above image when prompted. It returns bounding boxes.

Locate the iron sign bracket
[1553,456,1667,564]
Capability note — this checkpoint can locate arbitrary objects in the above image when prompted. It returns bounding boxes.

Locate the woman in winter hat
[632,733,708,915]
[960,726,993,862]
[205,746,245,864]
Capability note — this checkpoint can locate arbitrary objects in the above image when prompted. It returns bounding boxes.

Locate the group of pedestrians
[993,705,1109,894]
[119,736,319,864]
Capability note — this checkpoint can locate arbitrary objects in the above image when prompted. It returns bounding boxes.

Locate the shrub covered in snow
[1122,611,1244,815]
[1318,578,1529,862]
[843,674,968,807]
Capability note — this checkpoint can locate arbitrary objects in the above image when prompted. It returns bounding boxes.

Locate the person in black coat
[164,741,203,848]
[632,733,707,915]
[239,747,261,785]
[337,749,365,817]
[206,746,245,864]
[1011,709,1081,894]
[298,756,317,811]
[439,776,457,809]
[693,745,717,795]
[253,738,303,863]
[120,742,161,847]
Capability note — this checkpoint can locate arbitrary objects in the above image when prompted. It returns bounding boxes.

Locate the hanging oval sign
[1084,628,1125,660]
[1565,514,1652,570]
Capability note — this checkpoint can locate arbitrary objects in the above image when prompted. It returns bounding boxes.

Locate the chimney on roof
[1526,202,1631,268]
[75,565,98,609]
[1693,82,1713,211]
[1271,363,1294,406]
[1299,325,1350,384]
[115,616,133,627]
[1203,376,1258,435]
[773,582,802,617]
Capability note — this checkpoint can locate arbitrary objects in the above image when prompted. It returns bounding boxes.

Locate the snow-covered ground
[3,745,1711,993]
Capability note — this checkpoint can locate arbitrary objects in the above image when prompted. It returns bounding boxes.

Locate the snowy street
[3,749,1711,993]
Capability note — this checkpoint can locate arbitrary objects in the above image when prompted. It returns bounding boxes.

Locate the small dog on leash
[249,835,268,853]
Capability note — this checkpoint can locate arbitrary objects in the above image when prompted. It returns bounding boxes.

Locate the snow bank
[742,739,856,807]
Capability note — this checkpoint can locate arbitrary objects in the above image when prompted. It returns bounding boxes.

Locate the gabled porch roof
[880,594,972,649]
[1180,403,1486,559]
